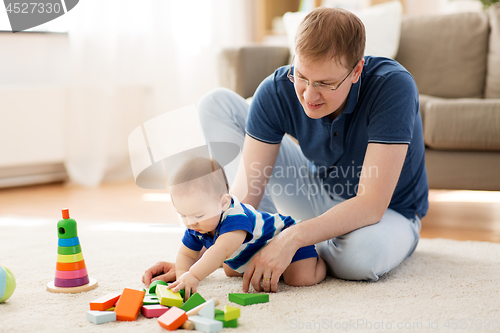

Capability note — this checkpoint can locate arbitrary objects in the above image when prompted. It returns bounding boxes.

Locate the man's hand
[242,230,298,293]
[142,261,176,287]
[167,271,200,300]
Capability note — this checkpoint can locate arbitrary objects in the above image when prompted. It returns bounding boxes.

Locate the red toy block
[141,304,169,318]
[158,306,188,330]
[114,288,145,321]
[90,292,122,311]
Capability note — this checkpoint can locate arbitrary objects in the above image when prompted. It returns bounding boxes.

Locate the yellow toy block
[224,305,240,321]
[156,284,183,308]
[57,252,84,263]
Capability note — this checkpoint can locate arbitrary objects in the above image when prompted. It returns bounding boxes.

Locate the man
[143,7,428,293]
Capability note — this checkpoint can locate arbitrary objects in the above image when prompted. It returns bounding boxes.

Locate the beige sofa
[217,4,500,191]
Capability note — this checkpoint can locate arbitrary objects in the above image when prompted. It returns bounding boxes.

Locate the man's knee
[197,87,238,120]
[317,222,417,281]
[319,235,383,281]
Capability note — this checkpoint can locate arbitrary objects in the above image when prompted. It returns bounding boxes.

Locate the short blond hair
[295,7,365,68]
[169,156,229,200]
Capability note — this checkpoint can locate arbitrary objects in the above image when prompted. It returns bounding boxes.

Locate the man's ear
[351,58,365,84]
[220,193,232,211]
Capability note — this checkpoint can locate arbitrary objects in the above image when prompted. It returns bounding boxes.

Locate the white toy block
[198,299,215,319]
[189,315,223,333]
[87,310,117,324]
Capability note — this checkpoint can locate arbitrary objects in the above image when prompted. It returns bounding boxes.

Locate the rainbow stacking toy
[47,209,98,293]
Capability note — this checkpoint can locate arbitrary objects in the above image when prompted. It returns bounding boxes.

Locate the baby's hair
[169,156,229,200]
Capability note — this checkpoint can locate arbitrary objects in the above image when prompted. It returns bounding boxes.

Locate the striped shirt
[181,195,316,273]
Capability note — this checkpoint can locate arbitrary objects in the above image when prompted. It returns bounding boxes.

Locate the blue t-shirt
[246,56,428,219]
[182,196,318,273]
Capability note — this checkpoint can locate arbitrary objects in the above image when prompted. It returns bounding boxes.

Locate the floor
[1,180,500,243]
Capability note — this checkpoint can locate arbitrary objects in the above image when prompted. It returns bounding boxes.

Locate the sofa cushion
[486,3,500,99]
[418,94,442,133]
[423,99,500,151]
[396,12,489,99]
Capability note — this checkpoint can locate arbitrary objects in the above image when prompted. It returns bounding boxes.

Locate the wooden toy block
[181,320,195,330]
[114,288,145,321]
[157,306,188,331]
[156,284,183,308]
[215,313,238,328]
[58,236,80,247]
[57,252,84,263]
[87,310,116,324]
[53,276,89,288]
[56,260,86,271]
[198,299,215,319]
[57,244,82,255]
[214,309,224,316]
[189,315,223,333]
[57,210,78,239]
[55,267,88,280]
[179,288,185,300]
[224,305,240,321]
[180,292,205,312]
[46,277,98,294]
[186,298,219,317]
[141,304,169,318]
[228,293,269,306]
[143,294,160,305]
[148,280,168,294]
[90,291,122,311]
[105,307,115,311]
[179,288,193,301]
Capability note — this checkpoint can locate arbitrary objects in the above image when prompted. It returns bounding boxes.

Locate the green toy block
[148,280,168,294]
[143,295,160,305]
[57,244,82,255]
[180,292,205,312]
[224,305,240,321]
[215,313,238,328]
[228,293,269,306]
[214,309,224,316]
[156,285,183,308]
[178,288,194,301]
[57,214,78,239]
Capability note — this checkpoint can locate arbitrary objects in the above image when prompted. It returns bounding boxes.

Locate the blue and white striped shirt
[181,195,311,273]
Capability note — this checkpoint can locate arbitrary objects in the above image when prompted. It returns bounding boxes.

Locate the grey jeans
[197,87,421,281]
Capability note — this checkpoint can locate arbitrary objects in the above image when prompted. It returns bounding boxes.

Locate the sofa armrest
[217,45,290,99]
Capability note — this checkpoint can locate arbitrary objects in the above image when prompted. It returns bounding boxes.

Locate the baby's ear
[220,193,232,210]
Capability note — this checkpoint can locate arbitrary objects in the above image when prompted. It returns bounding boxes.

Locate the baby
[167,156,326,298]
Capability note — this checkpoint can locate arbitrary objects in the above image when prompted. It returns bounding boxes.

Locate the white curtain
[64,0,252,187]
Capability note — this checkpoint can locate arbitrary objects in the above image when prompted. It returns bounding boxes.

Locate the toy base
[47,277,98,293]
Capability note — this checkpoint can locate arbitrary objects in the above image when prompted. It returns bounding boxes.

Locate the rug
[0,215,499,333]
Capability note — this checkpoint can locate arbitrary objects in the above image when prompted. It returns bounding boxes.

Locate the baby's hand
[167,271,200,300]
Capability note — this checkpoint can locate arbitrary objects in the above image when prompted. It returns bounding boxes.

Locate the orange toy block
[114,288,145,321]
[90,292,122,311]
[158,306,188,331]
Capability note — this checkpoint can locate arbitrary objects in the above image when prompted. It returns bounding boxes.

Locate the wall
[0,32,70,186]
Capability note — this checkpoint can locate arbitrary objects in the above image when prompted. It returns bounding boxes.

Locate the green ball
[0,264,16,303]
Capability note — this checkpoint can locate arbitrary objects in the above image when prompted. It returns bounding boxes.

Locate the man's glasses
[287,56,357,92]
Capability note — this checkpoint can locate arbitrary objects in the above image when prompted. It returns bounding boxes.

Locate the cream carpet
[1,215,499,333]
